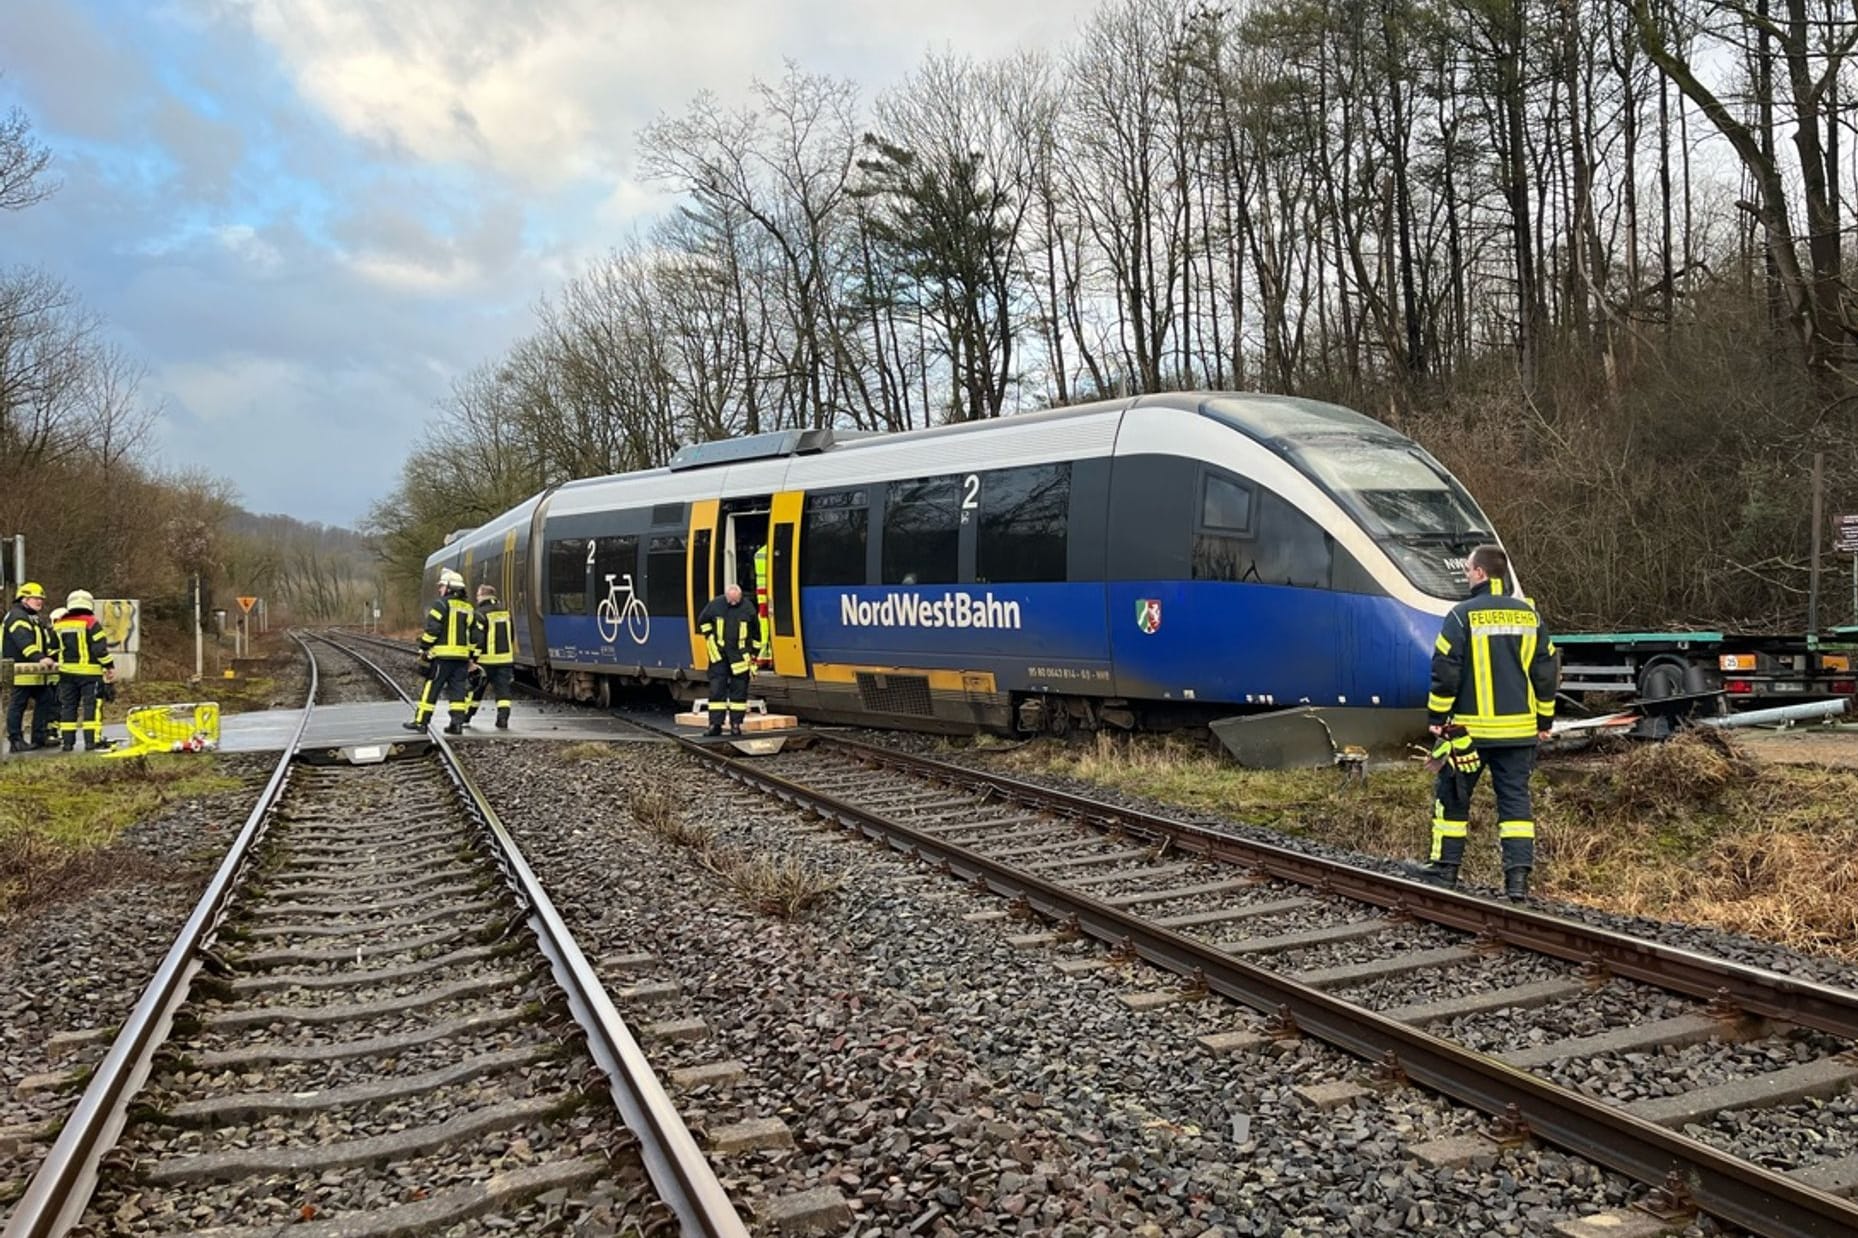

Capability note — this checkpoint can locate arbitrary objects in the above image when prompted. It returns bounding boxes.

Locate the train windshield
[1203,398,1492,598]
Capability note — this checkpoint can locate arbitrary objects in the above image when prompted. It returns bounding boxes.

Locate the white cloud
[224,0,1099,184]
[214,224,283,273]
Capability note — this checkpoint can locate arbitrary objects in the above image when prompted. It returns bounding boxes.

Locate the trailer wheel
[1636,657,1689,702]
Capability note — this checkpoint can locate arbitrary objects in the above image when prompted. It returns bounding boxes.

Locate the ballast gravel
[0,754,273,1212]
[873,731,1858,991]
[462,739,1743,1237]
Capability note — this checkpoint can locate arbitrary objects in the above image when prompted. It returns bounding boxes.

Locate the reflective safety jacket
[53,611,113,678]
[473,595,515,666]
[1427,577,1558,745]
[696,594,759,674]
[3,604,53,686]
[420,594,478,660]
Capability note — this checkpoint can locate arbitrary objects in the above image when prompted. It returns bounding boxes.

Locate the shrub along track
[0,633,745,1238]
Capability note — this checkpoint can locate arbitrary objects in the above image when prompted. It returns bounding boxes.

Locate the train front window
[1286,436,1486,540]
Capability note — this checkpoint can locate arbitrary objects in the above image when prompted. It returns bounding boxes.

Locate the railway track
[319,630,1858,1234]
[2,632,745,1238]
[662,732,1858,1238]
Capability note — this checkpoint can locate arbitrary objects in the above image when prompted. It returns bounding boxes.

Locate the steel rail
[313,634,747,1238]
[817,734,1858,1042]
[673,734,1858,1238]
[3,633,320,1238]
[317,644,1858,1039]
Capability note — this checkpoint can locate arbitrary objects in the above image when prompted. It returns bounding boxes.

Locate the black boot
[495,707,509,730]
[1499,837,1535,902]
[1504,867,1532,902]
[705,710,724,737]
[444,719,464,735]
[1406,860,1460,887]
[402,720,426,731]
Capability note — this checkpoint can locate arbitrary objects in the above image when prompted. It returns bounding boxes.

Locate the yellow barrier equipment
[104,703,221,758]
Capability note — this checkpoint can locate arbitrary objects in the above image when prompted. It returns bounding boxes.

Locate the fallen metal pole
[1698,698,1850,729]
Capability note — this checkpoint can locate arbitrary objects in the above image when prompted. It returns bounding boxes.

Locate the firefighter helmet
[49,608,66,623]
[65,589,95,612]
[15,581,44,601]
[439,568,465,590]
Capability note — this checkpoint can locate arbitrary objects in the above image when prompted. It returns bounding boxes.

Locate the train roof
[437,391,1408,545]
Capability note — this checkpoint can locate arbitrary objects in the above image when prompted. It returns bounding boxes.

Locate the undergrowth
[991,730,1858,959]
[0,754,242,919]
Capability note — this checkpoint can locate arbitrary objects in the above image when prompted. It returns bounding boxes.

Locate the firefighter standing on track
[4,582,57,751]
[53,590,115,752]
[1409,544,1558,902]
[696,581,759,736]
[466,582,515,730]
[404,568,477,735]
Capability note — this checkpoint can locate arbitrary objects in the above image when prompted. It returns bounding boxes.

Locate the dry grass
[558,742,617,763]
[700,846,846,919]
[630,788,718,850]
[992,730,1858,960]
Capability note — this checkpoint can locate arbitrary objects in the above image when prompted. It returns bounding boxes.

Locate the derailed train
[423,391,1499,733]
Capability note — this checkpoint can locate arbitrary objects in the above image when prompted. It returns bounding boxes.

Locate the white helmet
[65,589,95,611]
[439,569,465,590]
[49,607,67,623]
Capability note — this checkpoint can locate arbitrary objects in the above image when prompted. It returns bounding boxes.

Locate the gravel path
[464,739,1736,1237]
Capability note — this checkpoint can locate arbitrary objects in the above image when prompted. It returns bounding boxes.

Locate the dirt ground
[1735,726,1858,768]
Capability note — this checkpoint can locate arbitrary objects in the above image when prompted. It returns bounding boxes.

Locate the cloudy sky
[0,0,1097,527]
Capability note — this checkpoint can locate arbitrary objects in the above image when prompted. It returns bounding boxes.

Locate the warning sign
[237,596,257,613]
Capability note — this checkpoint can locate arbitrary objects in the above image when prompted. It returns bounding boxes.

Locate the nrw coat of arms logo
[1136,598,1162,634]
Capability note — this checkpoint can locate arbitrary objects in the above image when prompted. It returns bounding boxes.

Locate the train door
[722,497,772,656]
[501,528,520,657]
[686,500,719,668]
[767,490,805,676]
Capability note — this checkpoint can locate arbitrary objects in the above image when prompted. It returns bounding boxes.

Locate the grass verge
[980,730,1858,959]
[0,754,243,919]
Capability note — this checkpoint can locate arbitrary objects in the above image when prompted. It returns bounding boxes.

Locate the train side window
[591,536,639,614]
[546,539,588,614]
[1202,473,1254,533]
[801,490,868,586]
[882,476,961,585]
[976,463,1070,583]
[647,535,686,615]
[770,524,796,635]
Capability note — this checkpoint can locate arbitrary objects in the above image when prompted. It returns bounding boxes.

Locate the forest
[368,0,1858,631]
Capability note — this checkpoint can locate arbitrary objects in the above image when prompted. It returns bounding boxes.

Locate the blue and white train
[424,392,1499,733]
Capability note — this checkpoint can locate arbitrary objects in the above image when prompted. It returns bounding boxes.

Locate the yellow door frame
[687,499,720,669]
[769,490,806,677]
[502,528,519,656]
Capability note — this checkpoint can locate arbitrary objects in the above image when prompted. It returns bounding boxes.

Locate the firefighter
[1409,544,1558,901]
[696,581,759,736]
[53,590,115,752]
[4,582,57,751]
[752,542,772,666]
[404,568,477,735]
[466,582,516,729]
